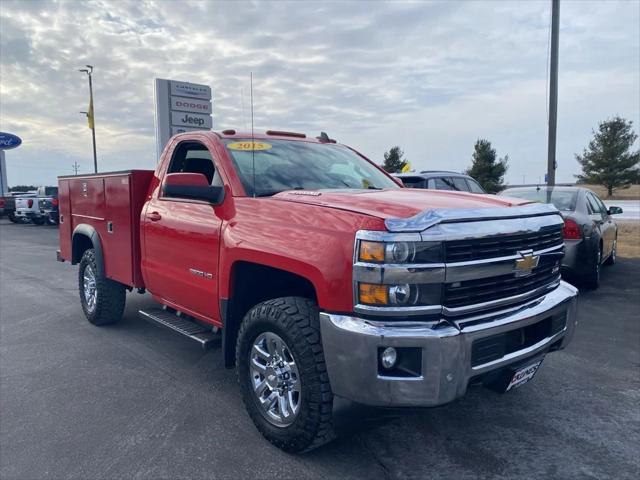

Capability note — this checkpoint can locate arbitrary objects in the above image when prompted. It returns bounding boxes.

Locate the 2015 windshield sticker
[227,141,272,151]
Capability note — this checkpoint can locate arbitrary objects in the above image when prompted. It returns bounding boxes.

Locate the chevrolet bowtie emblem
[514,250,539,277]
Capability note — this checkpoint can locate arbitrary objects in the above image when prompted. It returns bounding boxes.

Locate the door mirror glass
[608,206,623,215]
[163,173,225,204]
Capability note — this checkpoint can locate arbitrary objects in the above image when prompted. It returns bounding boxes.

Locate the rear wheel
[236,297,335,453]
[78,249,126,325]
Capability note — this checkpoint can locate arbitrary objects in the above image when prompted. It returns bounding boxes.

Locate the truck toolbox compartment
[58,170,154,287]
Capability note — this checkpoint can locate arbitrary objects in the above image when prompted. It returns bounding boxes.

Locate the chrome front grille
[444,261,561,309]
[355,204,566,319]
[444,225,563,263]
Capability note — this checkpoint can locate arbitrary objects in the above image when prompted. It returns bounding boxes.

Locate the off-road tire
[236,297,335,453]
[78,249,126,325]
[584,247,601,290]
[604,237,617,266]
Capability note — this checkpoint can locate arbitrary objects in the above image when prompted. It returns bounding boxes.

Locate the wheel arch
[72,224,105,277]
[221,261,318,368]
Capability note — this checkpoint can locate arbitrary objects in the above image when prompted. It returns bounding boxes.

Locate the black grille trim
[471,313,567,367]
[444,225,563,263]
[444,262,561,309]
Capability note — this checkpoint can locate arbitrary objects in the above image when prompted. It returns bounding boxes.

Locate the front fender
[219,198,385,312]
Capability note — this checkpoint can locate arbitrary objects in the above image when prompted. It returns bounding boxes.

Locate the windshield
[223,139,399,196]
[502,189,578,211]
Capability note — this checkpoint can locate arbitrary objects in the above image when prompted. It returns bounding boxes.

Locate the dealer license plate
[506,358,544,391]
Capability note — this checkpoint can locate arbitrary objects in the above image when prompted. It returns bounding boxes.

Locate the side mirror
[608,206,623,215]
[163,172,225,204]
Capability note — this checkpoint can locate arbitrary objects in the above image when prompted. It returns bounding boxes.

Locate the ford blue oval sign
[0,132,22,150]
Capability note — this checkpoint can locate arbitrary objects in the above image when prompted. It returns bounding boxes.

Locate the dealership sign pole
[154,79,212,160]
[0,132,22,195]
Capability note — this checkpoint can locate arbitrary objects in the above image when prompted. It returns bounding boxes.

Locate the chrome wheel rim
[83,265,97,313]
[249,332,301,427]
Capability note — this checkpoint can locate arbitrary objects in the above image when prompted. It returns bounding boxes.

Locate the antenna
[250,72,256,198]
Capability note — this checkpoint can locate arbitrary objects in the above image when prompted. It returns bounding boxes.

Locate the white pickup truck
[13,192,43,224]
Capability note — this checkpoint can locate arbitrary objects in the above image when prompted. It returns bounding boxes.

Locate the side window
[399,177,427,188]
[586,193,604,217]
[432,177,456,190]
[167,141,218,185]
[466,179,485,193]
[593,194,608,216]
[451,177,469,191]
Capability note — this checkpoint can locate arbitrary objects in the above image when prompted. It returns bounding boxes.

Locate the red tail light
[0,198,5,208]
[52,197,59,207]
[28,199,34,208]
[563,218,582,240]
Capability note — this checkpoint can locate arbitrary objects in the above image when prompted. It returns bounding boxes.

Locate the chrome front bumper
[319,281,578,407]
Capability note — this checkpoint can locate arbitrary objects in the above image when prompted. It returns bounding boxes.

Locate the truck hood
[272,189,531,220]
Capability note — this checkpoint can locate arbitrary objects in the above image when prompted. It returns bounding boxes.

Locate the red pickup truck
[58,130,578,452]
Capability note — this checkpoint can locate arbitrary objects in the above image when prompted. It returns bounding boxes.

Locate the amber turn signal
[358,283,389,305]
[359,241,385,262]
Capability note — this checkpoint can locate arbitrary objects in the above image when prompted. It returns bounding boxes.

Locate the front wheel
[604,237,617,266]
[236,297,335,453]
[78,249,126,325]
[584,247,601,289]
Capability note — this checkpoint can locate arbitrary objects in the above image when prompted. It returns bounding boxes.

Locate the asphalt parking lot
[1,219,638,480]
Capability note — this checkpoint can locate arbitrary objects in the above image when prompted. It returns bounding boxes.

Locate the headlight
[358,283,441,307]
[358,240,443,264]
[386,242,415,263]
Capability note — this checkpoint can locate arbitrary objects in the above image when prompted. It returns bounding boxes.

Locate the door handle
[148,211,162,222]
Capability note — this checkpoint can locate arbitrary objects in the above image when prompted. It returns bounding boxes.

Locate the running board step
[139,308,218,350]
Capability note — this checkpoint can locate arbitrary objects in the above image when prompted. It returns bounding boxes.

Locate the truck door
[142,140,223,322]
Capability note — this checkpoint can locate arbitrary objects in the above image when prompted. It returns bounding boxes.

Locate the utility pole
[79,65,98,173]
[72,161,80,175]
[546,0,560,187]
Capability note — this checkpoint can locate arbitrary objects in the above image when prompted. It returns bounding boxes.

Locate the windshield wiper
[255,186,306,197]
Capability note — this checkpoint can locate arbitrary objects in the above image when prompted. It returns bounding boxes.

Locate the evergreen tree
[465,139,508,193]
[575,116,640,196]
[382,146,408,173]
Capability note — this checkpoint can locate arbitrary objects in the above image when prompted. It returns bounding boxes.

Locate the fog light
[380,347,397,369]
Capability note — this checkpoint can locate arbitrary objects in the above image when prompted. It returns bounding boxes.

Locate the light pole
[79,65,98,173]
[546,0,560,187]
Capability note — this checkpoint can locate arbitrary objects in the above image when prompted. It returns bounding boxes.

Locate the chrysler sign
[154,79,213,159]
[170,81,211,99]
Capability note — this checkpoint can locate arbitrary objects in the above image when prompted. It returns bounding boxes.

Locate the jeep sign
[171,111,213,129]
[154,78,212,159]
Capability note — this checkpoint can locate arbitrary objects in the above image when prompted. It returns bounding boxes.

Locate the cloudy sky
[1,0,638,187]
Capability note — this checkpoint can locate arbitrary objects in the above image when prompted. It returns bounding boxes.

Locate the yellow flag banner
[87,97,94,130]
[401,162,411,173]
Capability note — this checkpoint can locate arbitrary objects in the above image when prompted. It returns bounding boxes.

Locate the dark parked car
[0,194,16,219]
[500,186,623,289]
[394,171,486,193]
[37,186,59,225]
